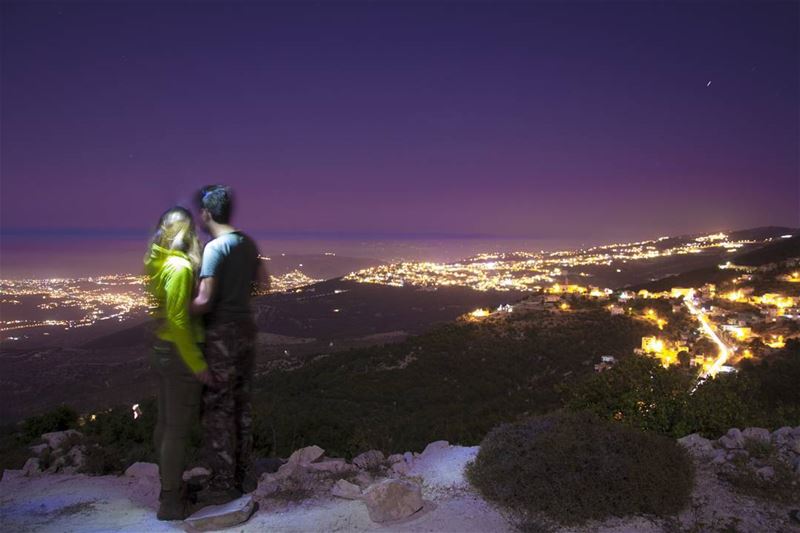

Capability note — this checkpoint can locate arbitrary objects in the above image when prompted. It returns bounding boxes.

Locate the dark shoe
[157,490,189,521]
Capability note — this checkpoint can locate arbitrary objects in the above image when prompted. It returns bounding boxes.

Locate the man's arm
[191,276,216,315]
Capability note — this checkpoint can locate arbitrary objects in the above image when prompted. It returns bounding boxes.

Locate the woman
[144,206,211,520]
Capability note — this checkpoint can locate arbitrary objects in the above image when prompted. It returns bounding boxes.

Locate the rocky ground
[1,428,799,532]
[1,440,513,533]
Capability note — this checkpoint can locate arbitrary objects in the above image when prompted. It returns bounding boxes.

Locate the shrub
[465,411,694,526]
[565,343,800,440]
[564,355,697,437]
[20,405,78,442]
[719,455,800,505]
[683,373,757,437]
[742,437,773,460]
[80,398,164,474]
[0,425,30,473]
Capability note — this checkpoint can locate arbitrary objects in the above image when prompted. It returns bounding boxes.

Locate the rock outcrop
[21,430,87,474]
[41,429,82,450]
[4,432,799,532]
[255,445,359,502]
[252,443,438,524]
[679,426,800,475]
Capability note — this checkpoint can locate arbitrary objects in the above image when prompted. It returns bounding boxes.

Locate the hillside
[734,234,800,266]
[252,278,524,339]
[629,233,800,292]
[249,303,655,458]
[0,280,524,424]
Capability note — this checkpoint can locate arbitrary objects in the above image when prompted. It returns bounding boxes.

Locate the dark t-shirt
[199,231,260,325]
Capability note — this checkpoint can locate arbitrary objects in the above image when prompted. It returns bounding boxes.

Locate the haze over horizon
[2,1,798,258]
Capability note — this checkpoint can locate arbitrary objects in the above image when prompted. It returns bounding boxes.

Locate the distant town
[0,268,322,340]
[2,231,798,384]
[345,231,799,382]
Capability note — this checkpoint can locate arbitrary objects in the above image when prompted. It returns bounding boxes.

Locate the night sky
[1,1,798,245]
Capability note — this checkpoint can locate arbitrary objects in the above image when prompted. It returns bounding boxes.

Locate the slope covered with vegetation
[249,306,654,458]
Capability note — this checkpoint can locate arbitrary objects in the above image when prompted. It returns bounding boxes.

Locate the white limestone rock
[22,458,40,477]
[771,426,794,445]
[362,479,424,523]
[391,461,410,476]
[287,445,325,466]
[331,479,362,500]
[719,428,744,449]
[124,462,159,480]
[307,458,355,474]
[421,440,450,456]
[185,494,256,531]
[41,430,82,450]
[742,427,770,443]
[352,471,373,488]
[678,433,713,456]
[29,443,49,457]
[353,450,385,470]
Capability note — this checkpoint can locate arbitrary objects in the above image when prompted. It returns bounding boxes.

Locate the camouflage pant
[202,320,257,492]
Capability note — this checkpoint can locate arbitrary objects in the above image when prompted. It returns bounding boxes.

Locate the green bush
[20,405,78,442]
[565,341,800,439]
[0,424,30,473]
[465,411,694,526]
[686,373,758,436]
[564,355,697,437]
[80,398,201,475]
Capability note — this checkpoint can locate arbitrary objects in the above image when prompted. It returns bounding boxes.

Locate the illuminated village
[0,275,149,338]
[0,264,321,340]
[2,233,798,382]
[344,231,789,291]
[346,232,800,384]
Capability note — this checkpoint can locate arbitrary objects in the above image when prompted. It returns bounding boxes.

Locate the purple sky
[1,1,798,244]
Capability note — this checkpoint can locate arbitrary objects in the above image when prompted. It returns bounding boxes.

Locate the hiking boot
[157,490,189,521]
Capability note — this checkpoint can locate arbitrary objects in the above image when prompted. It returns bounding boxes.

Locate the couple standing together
[144,185,269,520]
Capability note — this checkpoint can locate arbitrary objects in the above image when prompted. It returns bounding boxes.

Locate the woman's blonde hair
[147,206,202,272]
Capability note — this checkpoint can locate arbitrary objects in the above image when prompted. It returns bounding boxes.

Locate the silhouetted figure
[191,185,269,506]
[144,207,210,520]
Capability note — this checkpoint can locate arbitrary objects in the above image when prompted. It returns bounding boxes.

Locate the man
[191,185,269,505]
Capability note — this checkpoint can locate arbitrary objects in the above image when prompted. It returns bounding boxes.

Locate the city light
[469,308,491,319]
[1,269,326,341]
[344,232,774,294]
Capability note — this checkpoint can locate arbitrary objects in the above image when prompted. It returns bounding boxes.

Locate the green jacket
[144,243,206,373]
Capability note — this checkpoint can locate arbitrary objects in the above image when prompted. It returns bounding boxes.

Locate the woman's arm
[165,263,209,379]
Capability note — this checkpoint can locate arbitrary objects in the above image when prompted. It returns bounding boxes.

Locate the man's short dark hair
[197,185,233,224]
